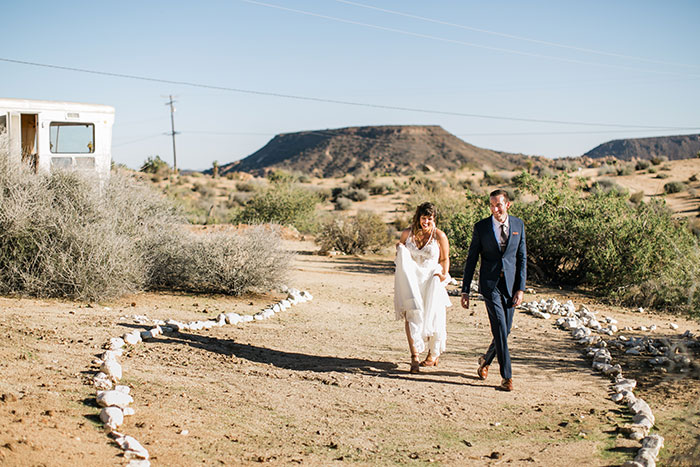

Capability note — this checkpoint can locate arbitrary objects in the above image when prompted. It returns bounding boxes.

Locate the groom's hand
[513,290,524,307]
[460,293,469,309]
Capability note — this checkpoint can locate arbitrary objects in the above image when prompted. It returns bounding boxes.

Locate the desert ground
[1,237,699,466]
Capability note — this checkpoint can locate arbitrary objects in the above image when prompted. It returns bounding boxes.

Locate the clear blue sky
[3,0,699,171]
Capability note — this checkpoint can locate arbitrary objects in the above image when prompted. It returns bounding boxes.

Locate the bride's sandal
[410,355,420,374]
[420,354,439,367]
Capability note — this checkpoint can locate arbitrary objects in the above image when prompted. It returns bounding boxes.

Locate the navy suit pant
[483,278,514,379]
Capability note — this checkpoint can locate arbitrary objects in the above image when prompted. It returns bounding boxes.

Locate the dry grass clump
[0,134,289,300]
[148,226,291,295]
[316,211,392,255]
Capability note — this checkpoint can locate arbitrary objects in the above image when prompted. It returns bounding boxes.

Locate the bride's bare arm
[436,230,450,281]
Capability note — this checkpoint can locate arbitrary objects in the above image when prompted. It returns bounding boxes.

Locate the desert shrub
[660,164,672,171]
[236,182,320,233]
[554,159,576,172]
[148,226,291,295]
[334,197,352,211]
[650,156,668,165]
[316,211,392,255]
[267,169,297,184]
[369,181,395,195]
[629,191,645,204]
[509,173,700,313]
[140,155,170,175]
[655,173,670,179]
[689,174,698,182]
[616,163,634,176]
[635,160,651,171]
[350,177,372,190]
[228,192,252,207]
[597,165,617,176]
[590,178,627,196]
[481,170,505,186]
[664,181,686,194]
[192,181,217,198]
[236,180,263,192]
[647,167,657,174]
[344,188,369,202]
[0,142,289,300]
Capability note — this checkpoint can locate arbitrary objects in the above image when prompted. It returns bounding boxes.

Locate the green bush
[629,191,645,204]
[510,173,700,313]
[635,160,651,171]
[140,155,170,174]
[448,172,700,313]
[664,181,686,194]
[334,197,353,211]
[236,182,320,232]
[650,156,668,166]
[315,211,392,254]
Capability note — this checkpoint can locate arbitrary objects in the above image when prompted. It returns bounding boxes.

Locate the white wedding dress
[394,232,451,356]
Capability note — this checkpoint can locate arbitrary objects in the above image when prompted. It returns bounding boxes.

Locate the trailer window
[50,122,94,154]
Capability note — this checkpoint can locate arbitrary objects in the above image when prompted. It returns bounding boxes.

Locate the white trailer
[0,98,115,181]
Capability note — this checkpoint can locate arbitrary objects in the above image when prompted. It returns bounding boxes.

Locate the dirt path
[1,240,699,466]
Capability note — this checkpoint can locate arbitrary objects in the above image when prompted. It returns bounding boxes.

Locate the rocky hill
[584,133,700,161]
[218,125,529,177]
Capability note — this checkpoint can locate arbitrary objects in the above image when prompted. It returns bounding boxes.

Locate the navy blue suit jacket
[461,215,526,299]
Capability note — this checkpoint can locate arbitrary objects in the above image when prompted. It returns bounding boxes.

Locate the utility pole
[164,95,179,173]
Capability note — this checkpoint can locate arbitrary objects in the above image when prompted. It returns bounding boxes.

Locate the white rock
[622,462,644,467]
[634,448,656,467]
[225,313,242,325]
[642,434,664,457]
[123,331,142,346]
[96,390,133,408]
[100,359,122,381]
[93,372,113,390]
[633,414,655,430]
[127,459,151,467]
[272,303,281,313]
[100,406,124,432]
[253,313,264,321]
[603,364,622,376]
[123,407,136,416]
[669,323,679,330]
[262,309,274,319]
[100,351,119,361]
[241,315,254,323]
[614,379,637,392]
[108,337,126,350]
[114,385,131,395]
[113,434,149,459]
[649,324,657,331]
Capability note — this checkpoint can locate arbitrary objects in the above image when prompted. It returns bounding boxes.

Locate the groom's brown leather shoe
[498,378,514,392]
[477,356,489,380]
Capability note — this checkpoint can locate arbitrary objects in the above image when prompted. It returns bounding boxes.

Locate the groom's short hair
[489,189,510,201]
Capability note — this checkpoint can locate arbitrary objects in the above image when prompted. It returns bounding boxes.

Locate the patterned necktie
[499,223,508,253]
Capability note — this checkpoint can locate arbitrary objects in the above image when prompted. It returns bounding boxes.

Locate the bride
[394,202,451,374]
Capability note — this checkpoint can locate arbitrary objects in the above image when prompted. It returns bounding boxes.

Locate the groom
[460,189,526,392]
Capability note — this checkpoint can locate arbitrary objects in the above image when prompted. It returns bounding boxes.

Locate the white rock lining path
[88,287,313,467]
[521,298,680,467]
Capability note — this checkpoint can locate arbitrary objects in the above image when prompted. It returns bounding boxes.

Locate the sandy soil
[1,239,699,466]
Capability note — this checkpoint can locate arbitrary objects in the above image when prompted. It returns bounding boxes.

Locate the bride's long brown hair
[411,202,437,239]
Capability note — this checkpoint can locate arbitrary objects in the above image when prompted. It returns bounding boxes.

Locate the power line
[239,0,700,78]
[1,57,697,131]
[334,0,700,70]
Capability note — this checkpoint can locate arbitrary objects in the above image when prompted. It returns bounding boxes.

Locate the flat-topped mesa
[218,125,529,177]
